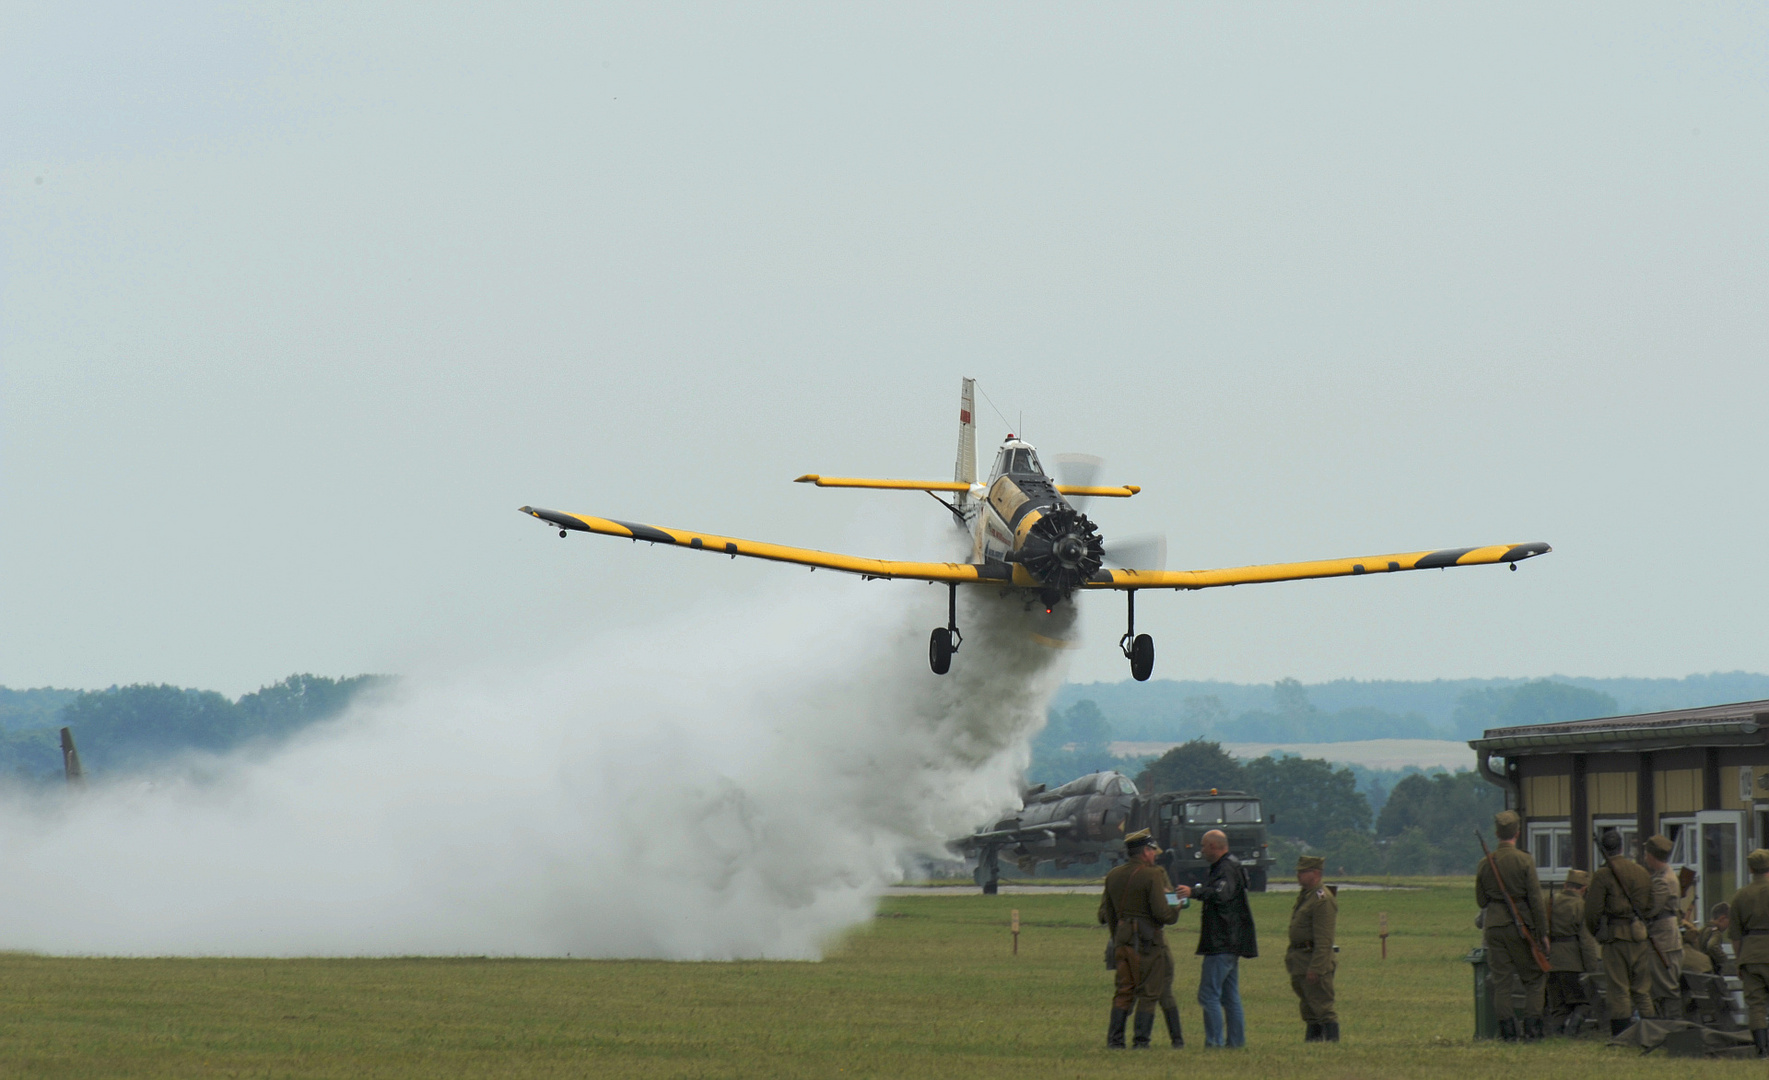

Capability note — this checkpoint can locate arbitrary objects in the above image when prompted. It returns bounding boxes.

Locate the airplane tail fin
[955,377,977,489]
[60,726,85,789]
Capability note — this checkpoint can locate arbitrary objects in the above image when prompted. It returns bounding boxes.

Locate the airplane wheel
[1129,634,1155,681]
[929,627,953,675]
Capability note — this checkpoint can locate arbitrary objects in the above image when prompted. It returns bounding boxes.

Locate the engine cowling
[1016,507,1104,600]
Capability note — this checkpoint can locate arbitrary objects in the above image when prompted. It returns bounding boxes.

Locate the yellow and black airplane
[520,379,1549,681]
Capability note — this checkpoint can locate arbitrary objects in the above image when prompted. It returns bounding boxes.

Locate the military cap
[1749,848,1769,874]
[1644,834,1673,860]
[1599,828,1624,855]
[1296,855,1325,873]
[1565,869,1591,887]
[1493,810,1521,838]
[1124,828,1158,853]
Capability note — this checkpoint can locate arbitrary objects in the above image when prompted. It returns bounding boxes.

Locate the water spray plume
[0,584,1073,958]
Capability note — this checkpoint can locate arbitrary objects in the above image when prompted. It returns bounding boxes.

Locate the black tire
[1129,633,1155,681]
[929,627,953,675]
[1248,868,1267,892]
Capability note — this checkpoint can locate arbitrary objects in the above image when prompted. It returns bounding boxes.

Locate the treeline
[0,674,391,782]
[1052,672,1769,743]
[1132,738,1503,876]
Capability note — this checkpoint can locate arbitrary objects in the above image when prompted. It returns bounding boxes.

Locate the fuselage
[964,438,1104,605]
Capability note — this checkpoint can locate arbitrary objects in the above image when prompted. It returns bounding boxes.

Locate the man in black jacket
[1179,829,1258,1047]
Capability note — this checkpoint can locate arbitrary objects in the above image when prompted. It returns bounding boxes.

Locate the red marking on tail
[960,410,971,424]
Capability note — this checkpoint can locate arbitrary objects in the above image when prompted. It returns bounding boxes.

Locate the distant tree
[1375,770,1503,872]
[1323,828,1385,874]
[1452,681,1618,738]
[1063,700,1114,756]
[1274,677,1316,721]
[1179,695,1229,739]
[1242,755,1372,845]
[1383,827,1438,875]
[1135,739,1244,795]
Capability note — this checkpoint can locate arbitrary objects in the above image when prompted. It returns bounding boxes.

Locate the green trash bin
[1464,947,1498,1039]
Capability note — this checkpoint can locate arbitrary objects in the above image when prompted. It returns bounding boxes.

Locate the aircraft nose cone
[1054,535,1087,566]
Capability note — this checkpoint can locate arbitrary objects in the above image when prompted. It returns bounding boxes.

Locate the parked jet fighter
[520,379,1550,680]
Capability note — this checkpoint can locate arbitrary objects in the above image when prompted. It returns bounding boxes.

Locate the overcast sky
[3,4,1765,695]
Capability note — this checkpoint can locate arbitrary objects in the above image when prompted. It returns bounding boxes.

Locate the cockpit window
[1004,449,1043,475]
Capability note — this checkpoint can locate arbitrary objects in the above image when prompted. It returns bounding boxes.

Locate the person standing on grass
[1585,827,1654,1034]
[1545,869,1602,1035]
[1286,854,1338,1043]
[1099,828,1183,1050]
[1183,828,1257,1048]
[1727,849,1769,1058]
[1474,810,1548,1042]
[1641,834,1685,1019]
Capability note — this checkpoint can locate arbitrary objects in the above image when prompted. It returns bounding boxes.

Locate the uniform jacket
[1099,861,1178,952]
[1548,890,1600,972]
[1696,923,1731,971]
[1287,883,1337,976]
[1585,856,1652,942]
[1474,842,1546,933]
[1194,852,1258,958]
[1647,865,1684,955]
[1728,879,1769,966]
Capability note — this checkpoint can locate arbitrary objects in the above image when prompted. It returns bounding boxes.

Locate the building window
[1529,823,1573,880]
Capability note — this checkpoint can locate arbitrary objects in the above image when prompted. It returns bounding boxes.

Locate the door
[1696,810,1745,920]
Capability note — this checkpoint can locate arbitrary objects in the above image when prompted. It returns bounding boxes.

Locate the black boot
[1523,1016,1544,1041]
[1305,1022,1322,1042]
[1610,1017,1630,1038]
[1107,1008,1128,1049]
[1498,1017,1519,1042]
[1162,1005,1184,1048]
[1753,1029,1768,1058]
[1132,1010,1154,1049]
[1322,1021,1340,1043]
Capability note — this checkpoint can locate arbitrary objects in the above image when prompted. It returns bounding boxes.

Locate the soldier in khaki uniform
[1287,854,1338,1042]
[1586,828,1655,1033]
[1545,869,1602,1035]
[1099,829,1182,1049]
[1642,834,1685,1019]
[1696,903,1731,974]
[1475,810,1548,1041]
[1728,849,1769,1058]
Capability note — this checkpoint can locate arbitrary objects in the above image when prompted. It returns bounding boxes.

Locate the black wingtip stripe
[611,519,677,545]
[1502,542,1552,562]
[522,506,588,532]
[1415,547,1478,570]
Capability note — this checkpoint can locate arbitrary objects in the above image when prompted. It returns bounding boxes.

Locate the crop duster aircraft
[520,379,1550,680]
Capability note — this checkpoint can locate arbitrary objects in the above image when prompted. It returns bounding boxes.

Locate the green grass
[0,880,1753,1078]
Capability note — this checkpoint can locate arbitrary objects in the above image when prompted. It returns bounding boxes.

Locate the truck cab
[1139,789,1273,892]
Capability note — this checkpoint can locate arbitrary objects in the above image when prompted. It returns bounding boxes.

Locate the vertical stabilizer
[60,726,85,789]
[955,377,977,487]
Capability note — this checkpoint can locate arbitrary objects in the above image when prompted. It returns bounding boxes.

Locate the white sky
[2,3,1765,695]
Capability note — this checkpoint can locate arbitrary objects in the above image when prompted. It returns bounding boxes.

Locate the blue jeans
[1198,952,1245,1047]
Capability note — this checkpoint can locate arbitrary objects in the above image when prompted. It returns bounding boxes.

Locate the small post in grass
[1379,911,1389,959]
[1011,909,1020,955]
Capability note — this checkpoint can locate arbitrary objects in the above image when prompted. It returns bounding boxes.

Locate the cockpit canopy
[990,439,1044,479]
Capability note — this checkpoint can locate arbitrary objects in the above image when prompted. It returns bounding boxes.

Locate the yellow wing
[1083,542,1551,590]
[519,506,990,583]
[795,475,1139,498]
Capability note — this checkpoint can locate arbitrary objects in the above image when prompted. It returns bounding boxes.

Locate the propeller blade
[1101,534,1168,572]
[1052,453,1103,509]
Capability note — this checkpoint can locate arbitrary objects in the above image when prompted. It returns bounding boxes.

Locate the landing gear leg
[1119,590,1155,681]
[929,583,963,675]
[974,845,1000,895]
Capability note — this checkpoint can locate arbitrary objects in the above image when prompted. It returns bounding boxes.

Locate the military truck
[1130,788,1274,892]
[960,774,1274,892]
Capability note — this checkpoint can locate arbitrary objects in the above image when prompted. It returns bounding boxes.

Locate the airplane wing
[1084,541,1551,590]
[519,506,990,583]
[796,475,1139,498]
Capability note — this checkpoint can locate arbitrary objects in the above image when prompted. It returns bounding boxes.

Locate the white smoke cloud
[0,582,1073,958]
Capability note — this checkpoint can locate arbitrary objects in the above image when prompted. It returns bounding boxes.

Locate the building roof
[1469,699,1769,755]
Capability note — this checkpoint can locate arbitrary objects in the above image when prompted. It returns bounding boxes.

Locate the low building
[1469,699,1769,918]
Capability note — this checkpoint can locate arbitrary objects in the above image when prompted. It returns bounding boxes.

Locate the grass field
[0,880,1755,1078]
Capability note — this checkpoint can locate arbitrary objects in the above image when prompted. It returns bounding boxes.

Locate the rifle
[1592,831,1672,970]
[1475,830,1551,972]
